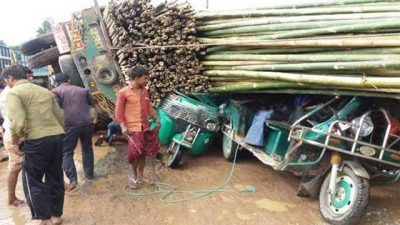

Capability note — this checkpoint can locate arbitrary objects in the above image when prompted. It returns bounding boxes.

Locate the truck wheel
[58,55,84,87]
[21,33,56,56]
[167,142,184,169]
[28,47,60,69]
[319,166,369,225]
[95,66,118,85]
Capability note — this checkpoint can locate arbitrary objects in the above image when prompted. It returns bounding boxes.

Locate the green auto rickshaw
[157,92,220,168]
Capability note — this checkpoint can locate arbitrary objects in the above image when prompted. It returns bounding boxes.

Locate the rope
[124,144,256,203]
[362,74,379,90]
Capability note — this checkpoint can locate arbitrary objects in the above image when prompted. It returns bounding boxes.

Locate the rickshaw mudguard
[189,132,214,156]
[224,102,254,136]
[341,161,370,180]
[171,132,214,156]
[157,109,175,145]
[297,160,369,199]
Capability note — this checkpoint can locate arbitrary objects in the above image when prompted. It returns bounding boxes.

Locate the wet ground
[1,137,400,225]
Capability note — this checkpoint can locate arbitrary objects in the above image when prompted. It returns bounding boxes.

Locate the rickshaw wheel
[222,132,238,161]
[319,167,369,225]
[168,142,184,169]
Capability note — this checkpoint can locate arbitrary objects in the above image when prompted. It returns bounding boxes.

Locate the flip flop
[138,178,154,185]
[128,176,140,189]
[9,199,25,207]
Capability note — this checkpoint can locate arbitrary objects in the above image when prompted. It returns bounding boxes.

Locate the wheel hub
[328,175,356,215]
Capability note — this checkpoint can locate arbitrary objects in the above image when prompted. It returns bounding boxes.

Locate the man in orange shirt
[115,65,160,189]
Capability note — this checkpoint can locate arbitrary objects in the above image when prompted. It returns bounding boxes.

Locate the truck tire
[21,33,56,56]
[95,66,118,85]
[28,47,60,69]
[319,166,369,225]
[58,55,84,87]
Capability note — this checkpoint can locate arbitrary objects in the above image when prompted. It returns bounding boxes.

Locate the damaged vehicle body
[221,94,400,225]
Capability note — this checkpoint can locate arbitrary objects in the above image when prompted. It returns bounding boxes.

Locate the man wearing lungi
[115,65,160,189]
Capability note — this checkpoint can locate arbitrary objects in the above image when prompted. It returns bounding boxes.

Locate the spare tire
[21,33,56,56]
[95,66,118,85]
[59,55,84,87]
[28,47,60,69]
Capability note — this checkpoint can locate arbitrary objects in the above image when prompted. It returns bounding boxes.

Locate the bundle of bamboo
[196,0,400,96]
[103,0,209,106]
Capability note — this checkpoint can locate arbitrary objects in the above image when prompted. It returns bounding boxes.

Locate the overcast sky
[0,0,321,46]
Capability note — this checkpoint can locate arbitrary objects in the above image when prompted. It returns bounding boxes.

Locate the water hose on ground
[123,144,257,203]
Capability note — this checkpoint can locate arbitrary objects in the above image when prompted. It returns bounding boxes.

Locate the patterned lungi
[127,127,160,163]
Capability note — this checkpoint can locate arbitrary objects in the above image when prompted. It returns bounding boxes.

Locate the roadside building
[0,40,11,74]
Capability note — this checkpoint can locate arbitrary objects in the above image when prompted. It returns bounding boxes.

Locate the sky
[0,0,321,46]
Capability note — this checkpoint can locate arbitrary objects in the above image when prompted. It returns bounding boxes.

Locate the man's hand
[11,136,23,156]
[11,135,19,146]
[10,145,23,156]
[121,123,128,135]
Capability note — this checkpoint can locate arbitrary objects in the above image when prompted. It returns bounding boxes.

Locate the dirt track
[1,137,400,225]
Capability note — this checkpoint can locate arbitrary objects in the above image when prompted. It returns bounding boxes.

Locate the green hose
[124,144,257,203]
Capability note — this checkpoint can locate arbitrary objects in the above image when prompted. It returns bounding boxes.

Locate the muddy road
[1,137,400,225]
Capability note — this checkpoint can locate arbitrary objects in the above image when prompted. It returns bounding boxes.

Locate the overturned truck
[21,0,400,224]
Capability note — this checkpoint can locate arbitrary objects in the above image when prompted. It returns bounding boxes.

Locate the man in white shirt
[0,72,25,207]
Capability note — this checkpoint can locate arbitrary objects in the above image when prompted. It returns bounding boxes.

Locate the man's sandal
[128,176,140,189]
[138,177,154,185]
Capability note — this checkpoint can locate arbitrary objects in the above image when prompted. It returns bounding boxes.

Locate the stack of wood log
[196,0,400,98]
[103,0,209,106]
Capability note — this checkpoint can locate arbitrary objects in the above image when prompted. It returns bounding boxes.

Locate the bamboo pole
[204,54,400,62]
[202,60,277,66]
[198,37,400,47]
[218,60,400,71]
[202,18,388,36]
[203,20,400,41]
[204,70,400,88]
[309,47,400,54]
[208,81,400,92]
[197,12,400,31]
[196,5,400,19]
[209,77,267,81]
[207,47,332,54]
[209,81,302,92]
[245,0,400,10]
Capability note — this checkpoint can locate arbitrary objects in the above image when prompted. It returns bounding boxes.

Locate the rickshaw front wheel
[222,132,238,161]
[168,142,185,169]
[319,166,369,225]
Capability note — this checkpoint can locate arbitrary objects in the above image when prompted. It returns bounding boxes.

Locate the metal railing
[288,109,400,168]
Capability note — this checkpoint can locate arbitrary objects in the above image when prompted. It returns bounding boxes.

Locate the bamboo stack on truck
[196,0,400,96]
[103,0,209,106]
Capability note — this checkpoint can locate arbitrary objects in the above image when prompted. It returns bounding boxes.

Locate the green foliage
[36,18,55,36]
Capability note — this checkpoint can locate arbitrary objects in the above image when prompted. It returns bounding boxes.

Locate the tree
[36,18,55,36]
[9,45,21,52]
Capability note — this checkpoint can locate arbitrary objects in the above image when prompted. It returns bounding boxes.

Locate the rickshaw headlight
[350,116,374,137]
[205,120,217,131]
[184,129,197,142]
[185,135,194,142]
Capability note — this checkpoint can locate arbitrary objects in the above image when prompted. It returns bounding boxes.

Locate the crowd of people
[0,65,160,225]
